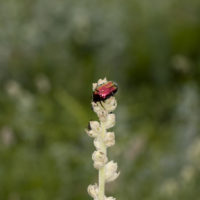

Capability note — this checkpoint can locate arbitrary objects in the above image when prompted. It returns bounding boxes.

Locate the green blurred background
[0,0,200,199]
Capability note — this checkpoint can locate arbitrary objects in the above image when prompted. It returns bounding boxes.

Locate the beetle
[93,81,118,102]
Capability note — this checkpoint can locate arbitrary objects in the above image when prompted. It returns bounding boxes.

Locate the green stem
[98,122,107,200]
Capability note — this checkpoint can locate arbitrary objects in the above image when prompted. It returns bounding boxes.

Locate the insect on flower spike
[86,78,119,200]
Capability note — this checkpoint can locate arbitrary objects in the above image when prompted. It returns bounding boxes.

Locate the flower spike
[85,78,119,200]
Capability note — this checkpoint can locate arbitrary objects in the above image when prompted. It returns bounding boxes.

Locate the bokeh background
[0,0,200,199]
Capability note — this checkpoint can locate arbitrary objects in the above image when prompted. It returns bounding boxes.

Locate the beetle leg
[100,101,106,110]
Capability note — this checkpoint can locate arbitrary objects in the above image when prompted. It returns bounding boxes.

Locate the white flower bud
[104,132,115,147]
[85,121,102,138]
[91,102,99,111]
[92,102,104,113]
[98,110,108,122]
[85,129,98,138]
[94,138,101,150]
[92,103,107,121]
[97,77,107,85]
[92,102,108,122]
[92,101,112,122]
[92,150,108,169]
[105,161,120,183]
[87,183,98,198]
[93,83,98,91]
[89,121,101,132]
[102,97,117,113]
[104,114,115,129]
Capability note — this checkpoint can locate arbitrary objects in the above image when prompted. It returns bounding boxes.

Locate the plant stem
[98,122,106,200]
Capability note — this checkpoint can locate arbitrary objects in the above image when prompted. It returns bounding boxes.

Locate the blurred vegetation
[0,0,200,200]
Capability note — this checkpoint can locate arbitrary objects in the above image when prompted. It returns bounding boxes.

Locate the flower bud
[104,114,115,129]
[92,150,108,169]
[102,97,117,113]
[97,77,107,85]
[105,161,120,183]
[92,83,98,91]
[98,110,108,122]
[92,102,102,112]
[85,121,101,138]
[87,183,98,198]
[94,138,101,150]
[104,132,115,147]
[85,129,98,138]
[92,102,108,122]
[89,121,101,132]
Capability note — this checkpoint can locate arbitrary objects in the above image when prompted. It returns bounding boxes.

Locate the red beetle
[93,81,118,102]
